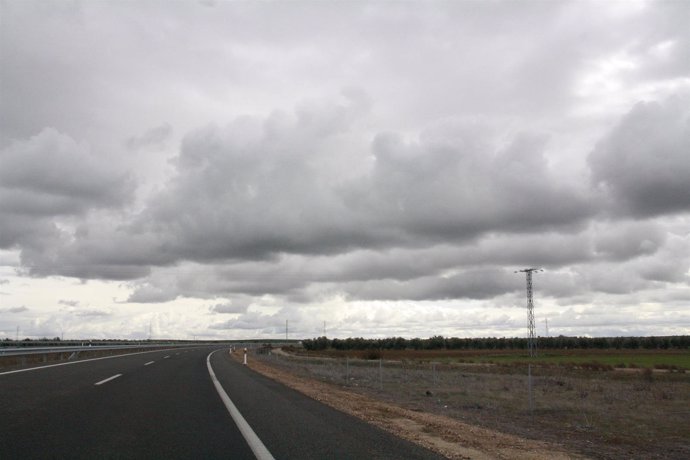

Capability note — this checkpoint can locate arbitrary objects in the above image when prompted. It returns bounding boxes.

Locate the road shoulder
[236,352,585,460]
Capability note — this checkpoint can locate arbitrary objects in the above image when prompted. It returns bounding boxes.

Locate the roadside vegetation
[260,336,690,459]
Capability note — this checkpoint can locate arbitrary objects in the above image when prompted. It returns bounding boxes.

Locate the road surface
[0,346,442,459]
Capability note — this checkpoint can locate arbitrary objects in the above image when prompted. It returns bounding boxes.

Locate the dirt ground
[233,350,585,460]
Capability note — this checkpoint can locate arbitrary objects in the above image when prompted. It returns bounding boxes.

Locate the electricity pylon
[515,268,543,358]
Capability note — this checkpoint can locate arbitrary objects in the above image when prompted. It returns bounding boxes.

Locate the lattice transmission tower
[515,268,543,357]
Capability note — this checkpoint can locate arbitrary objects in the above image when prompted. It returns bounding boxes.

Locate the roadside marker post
[243,348,248,365]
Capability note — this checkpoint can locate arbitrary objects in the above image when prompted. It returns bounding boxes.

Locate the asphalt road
[0,346,442,459]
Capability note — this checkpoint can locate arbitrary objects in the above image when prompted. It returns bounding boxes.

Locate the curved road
[0,346,442,459]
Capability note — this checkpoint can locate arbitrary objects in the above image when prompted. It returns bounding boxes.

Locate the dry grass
[257,349,690,459]
[240,350,579,460]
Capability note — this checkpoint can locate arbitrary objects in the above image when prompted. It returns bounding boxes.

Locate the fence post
[379,359,383,390]
[346,357,349,385]
[528,364,534,415]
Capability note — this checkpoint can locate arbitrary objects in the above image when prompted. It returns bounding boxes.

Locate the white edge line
[0,348,189,376]
[207,350,275,460]
[95,373,122,386]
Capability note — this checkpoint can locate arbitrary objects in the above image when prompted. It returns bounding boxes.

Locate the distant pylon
[515,268,543,357]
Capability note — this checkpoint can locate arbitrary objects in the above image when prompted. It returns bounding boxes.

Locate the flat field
[297,348,690,370]
[259,348,690,459]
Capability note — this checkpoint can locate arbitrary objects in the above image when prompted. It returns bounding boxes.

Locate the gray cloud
[1,1,689,338]
[127,283,178,303]
[350,125,593,240]
[7,92,683,311]
[210,301,249,314]
[589,93,690,217]
[126,123,173,150]
[0,128,135,264]
[58,300,79,307]
[339,268,520,302]
[75,309,111,317]
[0,129,133,216]
[72,106,591,277]
[210,310,286,331]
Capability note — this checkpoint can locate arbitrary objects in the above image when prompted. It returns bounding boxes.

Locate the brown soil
[233,351,585,460]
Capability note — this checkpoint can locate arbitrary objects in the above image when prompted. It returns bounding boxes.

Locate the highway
[0,346,442,459]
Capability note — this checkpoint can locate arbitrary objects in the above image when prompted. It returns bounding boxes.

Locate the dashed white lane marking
[207,350,275,460]
[0,348,186,376]
[163,355,170,359]
[144,361,155,366]
[94,374,122,386]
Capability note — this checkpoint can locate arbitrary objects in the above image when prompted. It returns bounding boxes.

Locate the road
[0,346,442,459]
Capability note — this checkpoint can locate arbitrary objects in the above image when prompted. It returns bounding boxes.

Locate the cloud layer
[1,1,689,339]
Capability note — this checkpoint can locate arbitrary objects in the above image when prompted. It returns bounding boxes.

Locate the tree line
[302,335,690,351]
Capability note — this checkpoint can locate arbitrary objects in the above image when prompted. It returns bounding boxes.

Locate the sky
[1,0,689,341]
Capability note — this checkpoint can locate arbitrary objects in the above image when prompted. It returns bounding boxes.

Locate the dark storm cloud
[340,268,519,302]
[134,94,392,262]
[0,128,135,254]
[589,94,690,217]
[592,221,666,261]
[351,125,593,239]
[0,129,133,212]
[622,231,690,285]
[0,214,61,250]
[117,107,593,272]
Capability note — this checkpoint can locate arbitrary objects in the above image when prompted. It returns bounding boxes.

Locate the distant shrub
[642,367,654,382]
[360,349,382,360]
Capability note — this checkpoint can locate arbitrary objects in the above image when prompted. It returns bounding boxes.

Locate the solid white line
[144,361,155,366]
[0,348,183,376]
[207,350,275,460]
[94,373,122,386]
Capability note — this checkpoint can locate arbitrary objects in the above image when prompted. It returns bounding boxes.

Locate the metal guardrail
[0,343,203,357]
[0,340,301,357]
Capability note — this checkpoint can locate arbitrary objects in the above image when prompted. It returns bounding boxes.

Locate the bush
[642,367,654,382]
[360,349,382,360]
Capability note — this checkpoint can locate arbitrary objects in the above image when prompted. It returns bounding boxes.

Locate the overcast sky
[1,0,689,341]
